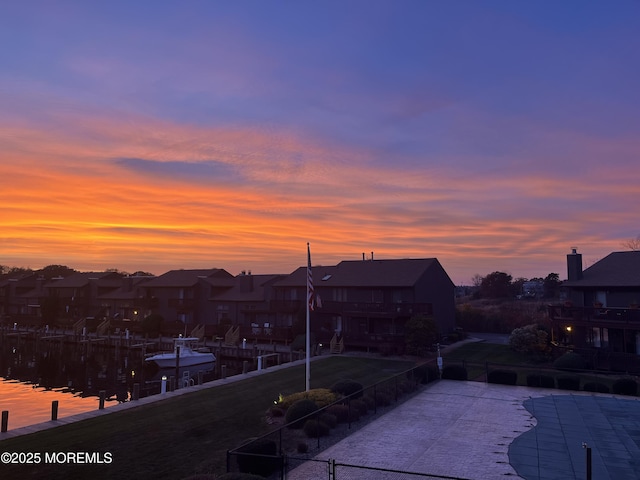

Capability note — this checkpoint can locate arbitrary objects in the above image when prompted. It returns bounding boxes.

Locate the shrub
[285,399,319,429]
[350,398,368,416]
[318,412,337,429]
[612,378,638,396]
[268,406,284,417]
[303,419,330,438]
[398,379,418,394]
[374,391,393,407]
[557,376,580,391]
[330,380,364,399]
[278,388,337,409]
[412,364,439,384]
[509,324,549,355]
[362,395,376,410]
[236,439,281,477]
[526,374,555,389]
[583,382,610,393]
[405,315,439,356]
[553,352,586,371]
[326,404,349,423]
[487,369,518,385]
[442,365,467,380]
[328,403,361,423]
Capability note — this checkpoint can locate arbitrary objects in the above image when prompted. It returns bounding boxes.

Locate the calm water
[0,337,217,430]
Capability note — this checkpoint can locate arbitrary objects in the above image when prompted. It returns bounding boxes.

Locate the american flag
[307,243,314,311]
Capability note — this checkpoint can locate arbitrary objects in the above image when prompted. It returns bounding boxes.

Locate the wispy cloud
[1,2,639,283]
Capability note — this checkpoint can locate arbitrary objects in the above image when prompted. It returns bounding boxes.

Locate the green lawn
[0,356,414,480]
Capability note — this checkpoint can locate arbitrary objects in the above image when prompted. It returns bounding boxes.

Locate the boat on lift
[145,337,216,368]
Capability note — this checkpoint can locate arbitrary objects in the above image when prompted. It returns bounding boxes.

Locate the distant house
[140,268,235,326]
[521,280,544,299]
[45,271,124,321]
[97,274,156,322]
[271,258,456,354]
[548,248,640,370]
[208,272,286,339]
[2,257,456,354]
[0,273,48,321]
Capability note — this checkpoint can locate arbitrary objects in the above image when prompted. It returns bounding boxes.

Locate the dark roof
[143,268,233,288]
[213,274,284,301]
[98,277,155,300]
[563,251,640,288]
[276,258,450,288]
[44,272,120,288]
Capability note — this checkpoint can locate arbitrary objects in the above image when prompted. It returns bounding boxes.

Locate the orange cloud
[1,106,639,284]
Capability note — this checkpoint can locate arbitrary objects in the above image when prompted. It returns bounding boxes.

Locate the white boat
[145,337,216,368]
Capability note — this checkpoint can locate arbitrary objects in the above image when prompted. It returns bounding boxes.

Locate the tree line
[470,271,561,300]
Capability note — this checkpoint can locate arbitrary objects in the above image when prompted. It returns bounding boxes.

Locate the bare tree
[622,235,640,251]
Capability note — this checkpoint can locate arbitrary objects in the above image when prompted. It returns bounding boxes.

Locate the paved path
[289,381,640,480]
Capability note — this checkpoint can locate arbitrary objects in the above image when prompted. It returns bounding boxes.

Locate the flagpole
[306,243,312,392]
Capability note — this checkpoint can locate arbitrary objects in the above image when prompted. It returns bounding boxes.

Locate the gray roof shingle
[275,258,449,287]
[563,251,640,287]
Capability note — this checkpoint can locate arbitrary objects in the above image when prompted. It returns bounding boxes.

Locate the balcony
[549,304,640,326]
[168,298,195,309]
[321,301,432,317]
[268,300,302,312]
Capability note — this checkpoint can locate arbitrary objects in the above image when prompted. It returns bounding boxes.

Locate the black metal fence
[284,458,471,480]
[226,363,441,479]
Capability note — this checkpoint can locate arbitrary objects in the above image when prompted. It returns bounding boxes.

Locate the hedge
[583,382,610,393]
[236,439,282,477]
[553,352,586,371]
[487,369,518,385]
[612,378,638,396]
[285,399,319,429]
[330,379,364,399]
[441,365,468,380]
[303,419,331,438]
[557,376,580,391]
[526,374,555,389]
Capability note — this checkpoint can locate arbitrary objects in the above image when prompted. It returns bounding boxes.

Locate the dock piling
[1,410,8,432]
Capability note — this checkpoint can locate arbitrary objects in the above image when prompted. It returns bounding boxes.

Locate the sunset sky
[1,1,639,284]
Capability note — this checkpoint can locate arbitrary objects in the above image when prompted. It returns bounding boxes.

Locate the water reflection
[0,337,218,429]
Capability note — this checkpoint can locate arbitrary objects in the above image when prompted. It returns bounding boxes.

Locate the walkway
[289,380,640,480]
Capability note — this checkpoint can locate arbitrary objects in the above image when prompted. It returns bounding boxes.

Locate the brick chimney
[239,271,253,293]
[567,247,583,281]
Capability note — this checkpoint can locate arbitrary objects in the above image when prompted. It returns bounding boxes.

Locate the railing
[225,325,240,345]
[241,325,294,344]
[73,318,86,334]
[548,305,640,325]
[330,333,344,354]
[97,318,110,336]
[226,364,439,479]
[320,301,433,316]
[190,324,205,340]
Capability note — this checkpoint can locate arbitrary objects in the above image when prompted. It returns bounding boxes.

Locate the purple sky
[1,1,639,284]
